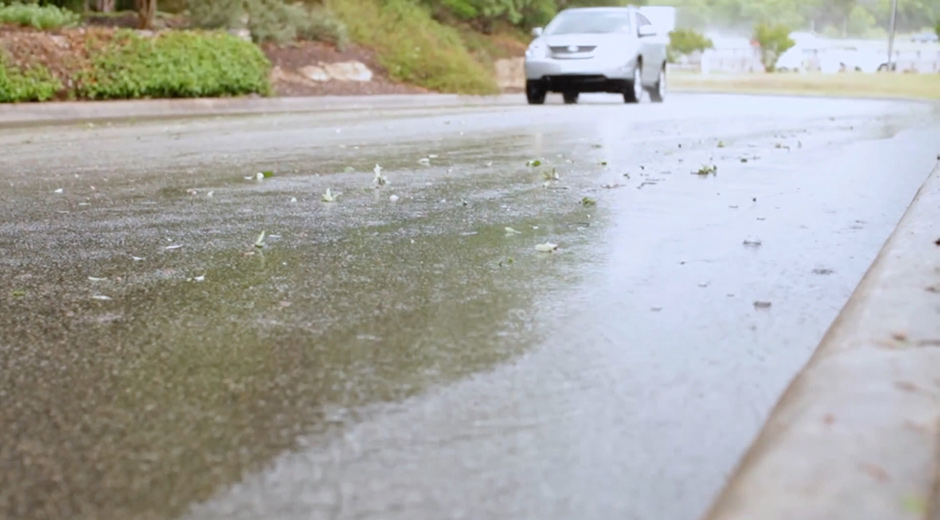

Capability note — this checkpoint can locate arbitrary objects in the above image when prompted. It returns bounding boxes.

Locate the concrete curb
[703,164,940,520]
[0,94,517,127]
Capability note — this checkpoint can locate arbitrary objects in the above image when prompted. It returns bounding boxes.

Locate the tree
[846,4,877,36]
[136,0,155,28]
[667,28,712,62]
[754,22,794,72]
[936,19,940,38]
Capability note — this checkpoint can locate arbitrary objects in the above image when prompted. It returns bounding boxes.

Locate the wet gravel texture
[1,94,938,520]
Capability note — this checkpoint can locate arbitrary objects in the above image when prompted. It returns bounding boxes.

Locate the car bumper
[525,57,636,81]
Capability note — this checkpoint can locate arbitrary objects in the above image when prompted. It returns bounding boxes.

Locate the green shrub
[327,0,498,95]
[186,0,242,29]
[0,55,62,102]
[245,0,300,43]
[0,2,80,29]
[187,0,349,47]
[298,7,349,49]
[423,0,556,31]
[75,30,271,100]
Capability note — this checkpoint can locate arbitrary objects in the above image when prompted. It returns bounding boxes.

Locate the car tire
[624,65,642,104]
[526,81,546,105]
[563,91,579,104]
[647,65,665,103]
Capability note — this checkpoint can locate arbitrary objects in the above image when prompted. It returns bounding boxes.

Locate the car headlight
[526,41,547,58]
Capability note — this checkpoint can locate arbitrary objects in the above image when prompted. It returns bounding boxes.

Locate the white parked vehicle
[524,6,669,105]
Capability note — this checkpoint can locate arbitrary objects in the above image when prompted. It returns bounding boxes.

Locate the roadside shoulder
[704,163,940,520]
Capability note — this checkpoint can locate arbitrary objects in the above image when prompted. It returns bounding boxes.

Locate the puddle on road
[0,136,605,520]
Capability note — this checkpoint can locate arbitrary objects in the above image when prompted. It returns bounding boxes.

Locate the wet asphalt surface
[1,93,939,520]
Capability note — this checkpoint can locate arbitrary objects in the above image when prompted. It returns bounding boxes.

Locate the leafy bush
[754,22,794,72]
[667,28,713,62]
[0,2,80,29]
[327,0,498,95]
[424,0,557,30]
[75,30,271,99]
[187,0,349,47]
[186,0,242,29]
[298,7,349,49]
[0,55,61,102]
[245,0,300,43]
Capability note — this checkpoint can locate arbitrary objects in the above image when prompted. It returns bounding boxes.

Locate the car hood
[537,33,630,48]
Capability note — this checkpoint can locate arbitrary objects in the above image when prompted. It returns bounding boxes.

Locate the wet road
[1,94,938,520]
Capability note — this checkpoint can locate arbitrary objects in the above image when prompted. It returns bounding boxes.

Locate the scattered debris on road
[373,164,388,187]
[694,164,718,177]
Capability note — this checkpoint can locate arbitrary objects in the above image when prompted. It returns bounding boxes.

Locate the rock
[495,58,525,90]
[300,65,331,82]
[301,61,373,83]
[49,35,69,49]
[227,28,252,42]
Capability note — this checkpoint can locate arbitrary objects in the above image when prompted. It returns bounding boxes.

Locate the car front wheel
[563,91,579,104]
[526,80,546,105]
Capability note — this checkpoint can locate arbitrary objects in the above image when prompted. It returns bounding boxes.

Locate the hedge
[0,56,62,102]
[75,30,272,100]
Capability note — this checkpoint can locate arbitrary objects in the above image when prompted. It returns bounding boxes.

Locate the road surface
[1,94,938,520]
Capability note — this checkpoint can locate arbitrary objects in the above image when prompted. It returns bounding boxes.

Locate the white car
[524,7,669,105]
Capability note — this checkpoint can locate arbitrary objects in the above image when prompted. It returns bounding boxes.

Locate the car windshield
[544,11,632,35]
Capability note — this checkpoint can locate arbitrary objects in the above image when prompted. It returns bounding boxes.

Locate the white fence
[672,38,940,74]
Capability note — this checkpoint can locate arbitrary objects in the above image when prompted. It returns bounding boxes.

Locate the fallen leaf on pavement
[858,463,889,482]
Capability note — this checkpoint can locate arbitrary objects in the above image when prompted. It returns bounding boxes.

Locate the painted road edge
[703,163,940,520]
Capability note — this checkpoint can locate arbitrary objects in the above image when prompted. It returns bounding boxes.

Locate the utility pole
[887,0,898,72]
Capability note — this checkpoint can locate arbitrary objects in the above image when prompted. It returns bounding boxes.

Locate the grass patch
[326,0,498,95]
[0,54,61,102]
[74,30,271,100]
[669,71,940,101]
[0,2,80,30]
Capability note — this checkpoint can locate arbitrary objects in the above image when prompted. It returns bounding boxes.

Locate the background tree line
[8,0,939,36]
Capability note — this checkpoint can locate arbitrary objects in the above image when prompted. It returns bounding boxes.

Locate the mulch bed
[261,40,425,96]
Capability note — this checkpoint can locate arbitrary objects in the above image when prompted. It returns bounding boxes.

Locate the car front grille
[549,45,597,55]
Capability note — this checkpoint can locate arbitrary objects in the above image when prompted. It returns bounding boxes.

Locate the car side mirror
[531,27,543,37]
[638,25,656,38]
